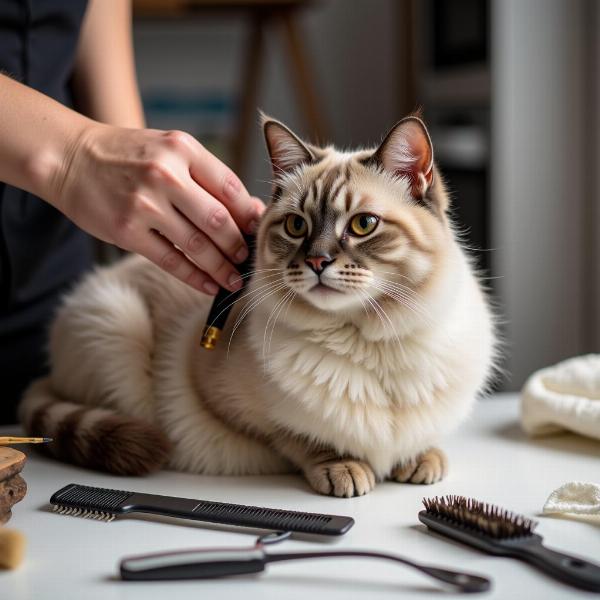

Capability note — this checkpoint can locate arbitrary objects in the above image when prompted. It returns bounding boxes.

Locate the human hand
[50,124,264,294]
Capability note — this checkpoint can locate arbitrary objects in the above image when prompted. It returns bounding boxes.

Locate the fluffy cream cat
[19,115,496,497]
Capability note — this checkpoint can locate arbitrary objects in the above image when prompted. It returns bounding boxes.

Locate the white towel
[543,482,600,519]
[520,354,600,441]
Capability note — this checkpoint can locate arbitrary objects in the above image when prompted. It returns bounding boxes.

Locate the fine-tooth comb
[49,483,354,536]
[419,495,600,592]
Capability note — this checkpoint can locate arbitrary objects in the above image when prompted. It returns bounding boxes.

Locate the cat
[19,114,496,497]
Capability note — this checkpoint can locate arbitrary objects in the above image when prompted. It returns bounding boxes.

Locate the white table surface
[2,393,599,599]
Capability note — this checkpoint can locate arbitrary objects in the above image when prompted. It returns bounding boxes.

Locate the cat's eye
[284,214,308,238]
[348,214,379,236]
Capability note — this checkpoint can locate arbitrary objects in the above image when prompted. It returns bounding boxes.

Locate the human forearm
[0,72,263,297]
[0,73,91,205]
[72,0,145,128]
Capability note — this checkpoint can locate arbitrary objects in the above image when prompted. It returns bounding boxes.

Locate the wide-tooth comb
[420,495,600,592]
[50,483,354,535]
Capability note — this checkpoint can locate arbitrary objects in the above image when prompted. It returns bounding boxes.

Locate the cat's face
[255,115,450,315]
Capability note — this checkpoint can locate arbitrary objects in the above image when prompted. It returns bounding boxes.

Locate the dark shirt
[0,0,92,424]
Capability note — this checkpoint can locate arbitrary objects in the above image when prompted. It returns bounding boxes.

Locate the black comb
[420,495,600,592]
[50,483,354,536]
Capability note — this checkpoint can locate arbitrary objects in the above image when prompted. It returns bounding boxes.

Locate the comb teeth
[52,503,115,522]
[191,500,332,534]
[422,495,537,539]
[50,483,133,514]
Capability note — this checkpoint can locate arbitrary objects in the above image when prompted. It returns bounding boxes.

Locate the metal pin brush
[420,495,600,592]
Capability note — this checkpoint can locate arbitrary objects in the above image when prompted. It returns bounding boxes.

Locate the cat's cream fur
[20,115,496,497]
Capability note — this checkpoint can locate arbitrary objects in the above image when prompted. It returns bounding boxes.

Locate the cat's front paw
[391,447,447,485]
[305,459,376,497]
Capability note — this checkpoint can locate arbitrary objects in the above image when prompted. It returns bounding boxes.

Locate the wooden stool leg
[231,15,265,177]
[280,9,328,144]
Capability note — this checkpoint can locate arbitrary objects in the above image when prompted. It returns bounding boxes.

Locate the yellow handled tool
[0,437,52,445]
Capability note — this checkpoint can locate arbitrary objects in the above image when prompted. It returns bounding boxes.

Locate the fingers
[137,230,220,295]
[176,183,249,267]
[251,196,266,222]
[167,130,261,233]
[124,130,267,291]
[154,206,243,292]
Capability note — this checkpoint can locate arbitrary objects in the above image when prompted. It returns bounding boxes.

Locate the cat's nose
[305,255,335,275]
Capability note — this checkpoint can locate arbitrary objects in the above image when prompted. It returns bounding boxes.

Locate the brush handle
[121,547,267,580]
[123,492,354,536]
[267,550,491,592]
[120,546,491,592]
[513,542,600,592]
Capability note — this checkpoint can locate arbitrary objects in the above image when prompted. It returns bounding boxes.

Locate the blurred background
[131,0,599,391]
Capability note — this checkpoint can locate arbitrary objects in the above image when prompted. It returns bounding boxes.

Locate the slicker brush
[420,495,600,592]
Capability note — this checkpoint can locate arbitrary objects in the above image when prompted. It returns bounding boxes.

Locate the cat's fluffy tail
[18,378,171,476]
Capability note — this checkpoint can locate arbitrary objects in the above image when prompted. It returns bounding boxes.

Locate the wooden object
[0,529,26,569]
[0,448,27,524]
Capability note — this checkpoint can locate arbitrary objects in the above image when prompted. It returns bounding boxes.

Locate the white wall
[491,0,590,388]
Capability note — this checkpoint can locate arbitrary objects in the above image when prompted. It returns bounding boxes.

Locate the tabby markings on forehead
[301,163,351,216]
[319,165,343,199]
[298,187,309,212]
[345,189,353,212]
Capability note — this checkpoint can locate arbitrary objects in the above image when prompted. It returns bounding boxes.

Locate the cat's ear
[261,113,314,175]
[371,116,434,199]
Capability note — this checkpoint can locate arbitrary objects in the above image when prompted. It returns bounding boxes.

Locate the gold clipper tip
[200,326,221,350]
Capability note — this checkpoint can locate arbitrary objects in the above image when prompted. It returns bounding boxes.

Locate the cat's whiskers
[372,277,431,314]
[376,281,456,347]
[371,281,433,325]
[355,291,370,317]
[228,284,288,358]
[229,278,287,334]
[227,280,289,356]
[206,271,285,330]
[284,272,315,292]
[373,281,423,310]
[357,289,401,346]
[262,288,293,361]
[369,294,402,346]
[223,269,283,294]
[218,275,286,335]
[373,274,426,302]
[213,270,283,310]
[263,289,296,368]
[232,268,282,280]
[377,270,416,283]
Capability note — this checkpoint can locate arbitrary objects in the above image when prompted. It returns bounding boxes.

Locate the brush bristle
[422,495,537,539]
[52,504,115,522]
